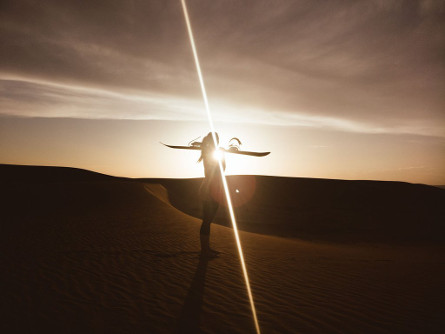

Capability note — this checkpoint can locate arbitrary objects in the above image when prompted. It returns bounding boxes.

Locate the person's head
[198,132,219,162]
[202,132,219,146]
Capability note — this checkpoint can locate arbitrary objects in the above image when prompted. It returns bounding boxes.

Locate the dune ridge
[146,174,445,243]
[3,164,444,243]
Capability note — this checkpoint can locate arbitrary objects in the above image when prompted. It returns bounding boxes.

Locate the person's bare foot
[200,247,220,258]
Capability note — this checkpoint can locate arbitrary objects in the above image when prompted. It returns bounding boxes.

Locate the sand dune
[1,164,444,333]
[146,175,445,243]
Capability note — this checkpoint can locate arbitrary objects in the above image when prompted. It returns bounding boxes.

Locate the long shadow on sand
[176,254,210,333]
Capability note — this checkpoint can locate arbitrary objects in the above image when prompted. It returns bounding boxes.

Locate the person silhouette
[198,132,225,257]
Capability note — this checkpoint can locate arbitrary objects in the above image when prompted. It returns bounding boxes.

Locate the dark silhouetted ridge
[0,164,117,183]
[143,175,445,243]
[2,164,444,243]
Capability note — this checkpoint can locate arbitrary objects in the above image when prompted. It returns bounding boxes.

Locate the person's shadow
[176,253,211,333]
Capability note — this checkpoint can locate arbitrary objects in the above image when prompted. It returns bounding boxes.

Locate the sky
[0,0,444,184]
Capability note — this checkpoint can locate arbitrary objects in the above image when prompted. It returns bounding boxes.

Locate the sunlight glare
[213,149,224,162]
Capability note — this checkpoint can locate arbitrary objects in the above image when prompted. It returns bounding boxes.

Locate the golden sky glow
[0,1,444,184]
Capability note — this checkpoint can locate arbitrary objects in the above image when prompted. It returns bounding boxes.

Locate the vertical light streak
[180,1,261,333]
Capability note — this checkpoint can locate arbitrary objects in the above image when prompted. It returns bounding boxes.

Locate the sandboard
[161,143,201,151]
[161,143,270,157]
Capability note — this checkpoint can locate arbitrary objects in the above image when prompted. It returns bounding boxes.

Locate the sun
[213,149,224,162]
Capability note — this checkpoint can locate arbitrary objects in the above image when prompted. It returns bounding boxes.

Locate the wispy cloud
[0,0,444,137]
[2,76,442,138]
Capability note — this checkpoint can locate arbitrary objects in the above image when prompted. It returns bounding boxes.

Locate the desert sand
[1,164,444,333]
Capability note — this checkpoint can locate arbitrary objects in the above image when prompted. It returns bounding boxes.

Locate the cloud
[0,77,205,120]
[0,0,444,137]
[2,76,442,137]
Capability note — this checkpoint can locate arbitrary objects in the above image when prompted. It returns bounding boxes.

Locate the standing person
[198,132,226,257]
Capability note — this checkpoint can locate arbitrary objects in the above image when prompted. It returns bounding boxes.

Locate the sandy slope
[1,166,444,333]
[150,175,445,243]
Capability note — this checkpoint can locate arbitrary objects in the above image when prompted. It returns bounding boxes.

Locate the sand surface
[1,165,444,333]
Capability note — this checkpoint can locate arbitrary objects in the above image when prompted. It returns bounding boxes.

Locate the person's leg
[200,200,219,255]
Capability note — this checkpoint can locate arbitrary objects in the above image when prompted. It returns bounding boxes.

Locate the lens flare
[213,149,224,162]
[180,1,261,333]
